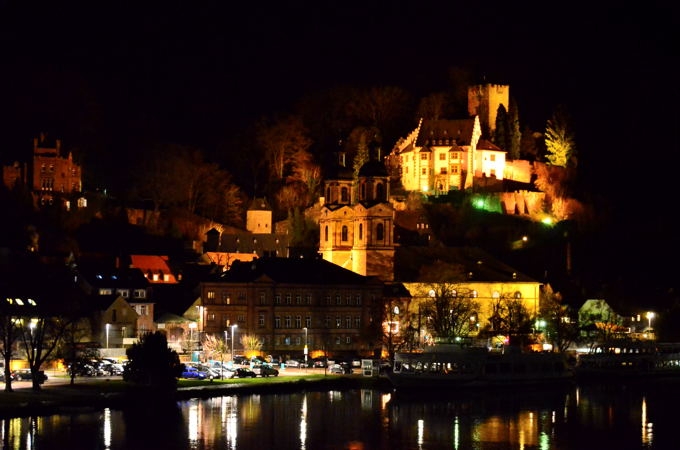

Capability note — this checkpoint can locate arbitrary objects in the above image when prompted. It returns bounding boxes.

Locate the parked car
[100,359,125,376]
[12,368,48,383]
[195,364,223,380]
[181,366,208,380]
[0,371,14,382]
[256,364,279,377]
[232,368,257,378]
[284,359,300,368]
[313,359,327,368]
[329,363,352,374]
[70,360,107,377]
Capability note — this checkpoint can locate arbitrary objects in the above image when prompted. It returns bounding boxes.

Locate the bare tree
[540,284,579,353]
[419,284,479,342]
[256,115,313,181]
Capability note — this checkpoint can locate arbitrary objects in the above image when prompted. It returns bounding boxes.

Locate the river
[1,380,679,449]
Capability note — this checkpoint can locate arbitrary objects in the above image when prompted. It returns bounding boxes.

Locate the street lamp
[189,322,197,353]
[231,324,238,362]
[105,323,110,349]
[646,312,655,329]
[303,327,308,366]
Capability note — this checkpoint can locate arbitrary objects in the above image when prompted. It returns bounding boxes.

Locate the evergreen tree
[124,331,182,390]
[545,105,576,168]
[493,104,509,150]
[508,97,521,160]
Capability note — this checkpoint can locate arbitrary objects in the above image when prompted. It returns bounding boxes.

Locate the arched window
[360,183,366,200]
[359,223,363,240]
[376,182,384,201]
[341,187,349,203]
[324,226,329,242]
[376,223,384,241]
[341,225,348,241]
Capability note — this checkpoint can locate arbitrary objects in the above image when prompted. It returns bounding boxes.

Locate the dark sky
[0,1,678,284]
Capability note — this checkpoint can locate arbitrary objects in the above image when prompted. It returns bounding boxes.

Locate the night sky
[0,1,678,286]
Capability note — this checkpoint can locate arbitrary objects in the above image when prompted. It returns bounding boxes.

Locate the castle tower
[467,84,510,136]
[319,148,395,281]
[246,197,273,234]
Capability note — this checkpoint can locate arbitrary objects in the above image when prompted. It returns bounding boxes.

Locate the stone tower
[246,197,273,234]
[319,150,395,281]
[467,83,510,136]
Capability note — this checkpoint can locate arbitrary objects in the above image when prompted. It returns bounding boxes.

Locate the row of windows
[428,290,523,299]
[415,151,462,161]
[273,315,360,329]
[204,290,367,306]
[275,335,352,346]
[210,313,361,330]
[324,224,384,242]
[98,288,147,299]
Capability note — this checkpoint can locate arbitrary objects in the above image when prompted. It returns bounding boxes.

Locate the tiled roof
[78,267,150,289]
[416,119,476,147]
[394,246,537,283]
[248,197,272,211]
[130,254,178,283]
[217,257,381,285]
[218,232,290,256]
[477,139,504,151]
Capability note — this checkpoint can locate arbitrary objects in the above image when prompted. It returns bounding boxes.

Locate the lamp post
[303,327,308,366]
[231,324,238,362]
[105,323,110,349]
[646,312,655,329]
[189,322,197,354]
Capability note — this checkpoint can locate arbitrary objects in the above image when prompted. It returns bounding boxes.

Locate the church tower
[319,149,395,281]
[467,83,509,136]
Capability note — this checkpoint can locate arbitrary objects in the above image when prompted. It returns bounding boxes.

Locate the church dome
[358,160,388,178]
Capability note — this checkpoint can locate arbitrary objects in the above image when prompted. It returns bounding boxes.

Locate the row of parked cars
[180,361,280,380]
[69,358,127,377]
[0,368,49,384]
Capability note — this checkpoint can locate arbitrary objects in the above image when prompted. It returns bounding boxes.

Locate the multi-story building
[198,256,385,360]
[2,133,83,207]
[319,153,396,281]
[389,116,506,194]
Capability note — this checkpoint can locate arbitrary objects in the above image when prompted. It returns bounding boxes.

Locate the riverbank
[0,374,393,419]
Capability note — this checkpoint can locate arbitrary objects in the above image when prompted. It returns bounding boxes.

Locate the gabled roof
[218,232,290,255]
[248,197,272,211]
[384,282,412,298]
[416,119,476,147]
[77,266,150,289]
[394,246,538,283]
[477,139,505,152]
[130,254,178,284]
[216,256,381,286]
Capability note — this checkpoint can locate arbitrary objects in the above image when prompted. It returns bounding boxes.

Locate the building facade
[389,116,507,194]
[2,133,83,208]
[198,257,385,360]
[319,155,396,281]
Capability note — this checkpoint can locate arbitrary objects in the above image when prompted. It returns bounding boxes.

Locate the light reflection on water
[1,382,678,449]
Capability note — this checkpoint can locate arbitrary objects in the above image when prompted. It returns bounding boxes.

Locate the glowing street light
[303,327,308,366]
[105,323,110,349]
[646,312,655,329]
[189,322,197,352]
[231,324,238,361]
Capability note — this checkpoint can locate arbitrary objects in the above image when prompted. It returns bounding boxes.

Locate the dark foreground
[0,374,393,419]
